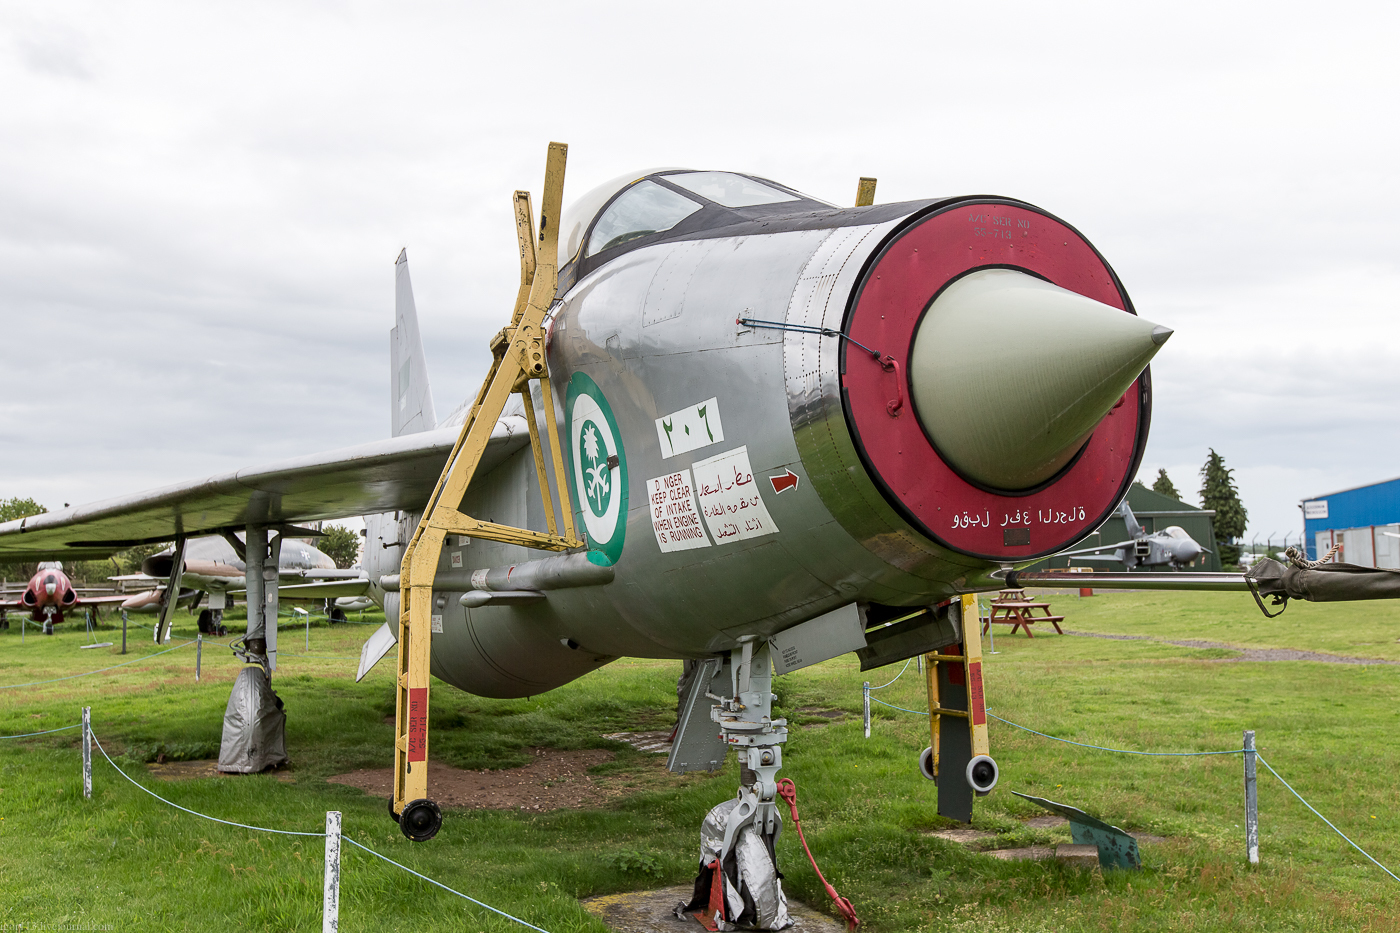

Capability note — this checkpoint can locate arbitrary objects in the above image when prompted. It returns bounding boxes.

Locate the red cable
[776,778,860,930]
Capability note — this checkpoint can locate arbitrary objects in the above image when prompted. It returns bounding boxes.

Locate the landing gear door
[668,657,729,774]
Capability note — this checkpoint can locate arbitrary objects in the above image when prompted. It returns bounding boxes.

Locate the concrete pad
[1024,815,1068,829]
[985,846,1054,861]
[581,884,847,933]
[930,828,997,845]
[1055,844,1101,868]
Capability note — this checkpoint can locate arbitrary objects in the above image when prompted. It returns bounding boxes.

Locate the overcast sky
[2,1,1396,547]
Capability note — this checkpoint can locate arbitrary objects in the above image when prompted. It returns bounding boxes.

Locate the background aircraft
[111,534,369,634]
[1,148,1390,926]
[1053,500,1210,569]
[1,562,131,634]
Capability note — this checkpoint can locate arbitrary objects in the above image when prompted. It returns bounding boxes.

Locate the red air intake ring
[841,198,1149,561]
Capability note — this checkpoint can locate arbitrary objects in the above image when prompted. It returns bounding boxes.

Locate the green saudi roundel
[566,371,628,566]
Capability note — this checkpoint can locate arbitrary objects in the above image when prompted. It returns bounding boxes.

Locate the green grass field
[1,591,1398,932]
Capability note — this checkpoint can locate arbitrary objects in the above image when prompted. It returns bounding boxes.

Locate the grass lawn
[0,592,1397,931]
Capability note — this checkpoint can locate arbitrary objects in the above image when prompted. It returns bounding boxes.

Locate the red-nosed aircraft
[2,562,133,634]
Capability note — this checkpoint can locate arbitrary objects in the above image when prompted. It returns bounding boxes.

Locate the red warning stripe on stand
[408,687,428,761]
[968,661,986,726]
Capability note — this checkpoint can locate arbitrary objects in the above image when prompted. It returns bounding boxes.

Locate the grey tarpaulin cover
[677,797,792,931]
[1247,558,1400,604]
[218,666,288,773]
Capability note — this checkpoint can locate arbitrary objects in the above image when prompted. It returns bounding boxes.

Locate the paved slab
[581,884,846,933]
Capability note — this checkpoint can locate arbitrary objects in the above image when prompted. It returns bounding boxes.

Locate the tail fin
[1118,499,1145,538]
[390,249,437,437]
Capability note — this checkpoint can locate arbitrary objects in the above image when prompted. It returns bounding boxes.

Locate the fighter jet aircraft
[110,534,369,636]
[3,145,1394,928]
[1,562,131,634]
[1052,500,1210,569]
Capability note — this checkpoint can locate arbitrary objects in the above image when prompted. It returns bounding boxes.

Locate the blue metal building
[1301,477,1400,565]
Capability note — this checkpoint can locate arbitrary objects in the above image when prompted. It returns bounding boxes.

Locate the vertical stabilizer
[390,249,437,437]
[1119,499,1145,539]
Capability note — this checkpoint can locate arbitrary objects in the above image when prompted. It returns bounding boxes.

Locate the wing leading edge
[0,417,530,562]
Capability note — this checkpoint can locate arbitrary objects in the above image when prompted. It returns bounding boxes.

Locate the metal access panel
[668,657,730,773]
[857,604,959,671]
[770,603,865,675]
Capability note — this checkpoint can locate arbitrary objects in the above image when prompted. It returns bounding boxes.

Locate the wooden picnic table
[984,594,1065,638]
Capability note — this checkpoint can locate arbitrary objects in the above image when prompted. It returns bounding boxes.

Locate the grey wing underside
[0,417,530,562]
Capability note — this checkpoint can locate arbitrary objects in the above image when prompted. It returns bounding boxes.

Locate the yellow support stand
[390,142,582,840]
[923,594,990,779]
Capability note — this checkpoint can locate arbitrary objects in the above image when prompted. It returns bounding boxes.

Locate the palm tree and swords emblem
[581,419,611,516]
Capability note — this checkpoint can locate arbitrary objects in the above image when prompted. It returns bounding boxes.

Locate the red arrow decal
[769,470,799,494]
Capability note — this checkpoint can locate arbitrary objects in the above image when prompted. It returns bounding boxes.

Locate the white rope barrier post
[121,610,128,655]
[323,810,341,932]
[82,706,92,799]
[195,634,202,682]
[863,682,871,738]
[1244,729,1259,865]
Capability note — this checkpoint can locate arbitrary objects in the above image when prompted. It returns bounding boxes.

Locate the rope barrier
[985,711,1246,757]
[82,728,557,929]
[867,658,911,691]
[866,684,1398,883]
[0,641,195,689]
[868,696,931,716]
[0,722,81,739]
[1256,753,1400,883]
[89,734,325,837]
[342,838,554,933]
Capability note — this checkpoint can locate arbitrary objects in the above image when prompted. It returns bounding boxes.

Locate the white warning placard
[647,468,711,552]
[692,446,779,544]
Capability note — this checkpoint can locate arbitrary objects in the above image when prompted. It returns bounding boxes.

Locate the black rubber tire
[388,796,400,823]
[399,798,442,842]
[918,746,936,781]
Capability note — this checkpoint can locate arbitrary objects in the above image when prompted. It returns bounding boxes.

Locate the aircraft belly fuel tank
[422,194,1168,699]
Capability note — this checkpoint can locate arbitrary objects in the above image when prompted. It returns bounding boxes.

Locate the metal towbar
[391,142,582,840]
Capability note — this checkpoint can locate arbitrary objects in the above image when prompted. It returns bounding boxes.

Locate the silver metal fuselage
[367,208,1005,699]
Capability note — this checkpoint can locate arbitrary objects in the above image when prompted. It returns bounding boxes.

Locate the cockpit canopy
[1163,526,1191,540]
[557,169,833,274]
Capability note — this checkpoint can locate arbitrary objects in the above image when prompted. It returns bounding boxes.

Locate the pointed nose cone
[44,582,56,596]
[910,269,1169,491]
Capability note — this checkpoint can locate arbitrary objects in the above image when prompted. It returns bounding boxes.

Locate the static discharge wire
[736,317,885,359]
[0,641,195,689]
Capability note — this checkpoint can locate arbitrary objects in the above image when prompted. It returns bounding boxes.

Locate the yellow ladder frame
[924,594,990,778]
[392,141,582,817]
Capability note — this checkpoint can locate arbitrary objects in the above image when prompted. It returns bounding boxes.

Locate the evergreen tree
[1200,450,1248,567]
[1151,468,1181,501]
[318,524,362,569]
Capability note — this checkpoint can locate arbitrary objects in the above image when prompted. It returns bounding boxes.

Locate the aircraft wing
[0,417,530,563]
[1052,540,1135,559]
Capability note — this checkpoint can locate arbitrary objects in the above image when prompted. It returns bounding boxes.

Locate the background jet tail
[390,248,438,437]
[1119,499,1145,538]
